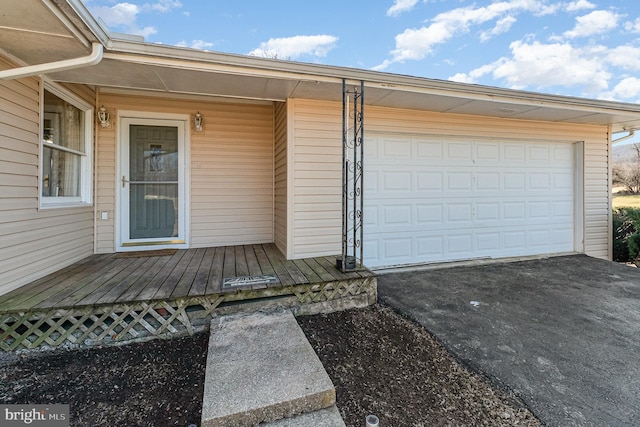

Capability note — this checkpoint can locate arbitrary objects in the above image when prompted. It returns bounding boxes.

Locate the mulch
[0,334,207,427]
[0,304,541,426]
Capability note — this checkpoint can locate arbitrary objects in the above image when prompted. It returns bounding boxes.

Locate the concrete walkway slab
[378,254,640,427]
[260,406,346,426]
[201,309,336,427]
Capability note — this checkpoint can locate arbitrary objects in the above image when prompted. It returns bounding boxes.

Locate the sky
[83,0,640,139]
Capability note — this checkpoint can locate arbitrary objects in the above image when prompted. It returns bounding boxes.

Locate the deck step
[201,309,338,427]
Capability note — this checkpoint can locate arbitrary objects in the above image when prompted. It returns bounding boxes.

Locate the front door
[119,118,187,250]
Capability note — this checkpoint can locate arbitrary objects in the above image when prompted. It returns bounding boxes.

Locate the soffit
[0,0,92,65]
[48,53,640,133]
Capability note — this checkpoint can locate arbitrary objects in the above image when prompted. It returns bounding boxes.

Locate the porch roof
[4,0,640,133]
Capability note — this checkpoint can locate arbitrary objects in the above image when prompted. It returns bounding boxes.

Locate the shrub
[612,207,640,262]
[613,209,631,261]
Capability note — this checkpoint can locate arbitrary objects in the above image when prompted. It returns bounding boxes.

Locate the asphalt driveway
[377,254,640,427]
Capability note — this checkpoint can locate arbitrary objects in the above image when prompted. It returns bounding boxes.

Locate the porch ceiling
[3,0,640,133]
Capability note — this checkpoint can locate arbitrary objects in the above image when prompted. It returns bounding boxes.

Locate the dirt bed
[298,304,541,427]
[0,334,208,426]
[0,304,540,426]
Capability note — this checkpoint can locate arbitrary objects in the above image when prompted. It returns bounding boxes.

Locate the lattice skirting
[0,278,377,352]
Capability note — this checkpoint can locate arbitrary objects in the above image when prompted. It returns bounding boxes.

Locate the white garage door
[364,135,575,268]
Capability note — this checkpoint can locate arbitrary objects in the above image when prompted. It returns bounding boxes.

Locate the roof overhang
[3,0,640,134]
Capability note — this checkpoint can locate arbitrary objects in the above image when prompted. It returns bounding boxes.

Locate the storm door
[119,118,187,249]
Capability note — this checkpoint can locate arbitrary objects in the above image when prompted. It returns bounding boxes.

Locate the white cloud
[91,3,157,37]
[176,40,214,50]
[480,15,517,42]
[375,0,553,70]
[91,3,139,28]
[450,40,611,95]
[565,0,596,13]
[609,77,640,100]
[561,10,620,39]
[387,0,420,17]
[89,1,182,38]
[624,18,640,33]
[450,63,497,84]
[249,35,338,60]
[148,0,182,13]
[606,45,640,71]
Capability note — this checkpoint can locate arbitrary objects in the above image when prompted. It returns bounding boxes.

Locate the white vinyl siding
[96,94,274,252]
[0,57,94,296]
[288,99,610,261]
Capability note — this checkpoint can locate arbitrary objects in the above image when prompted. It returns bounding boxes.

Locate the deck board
[154,249,195,300]
[206,246,225,294]
[93,256,166,306]
[223,246,236,279]
[0,244,375,313]
[263,246,295,286]
[292,259,322,283]
[56,257,144,307]
[27,256,122,309]
[127,251,186,301]
[0,256,99,311]
[234,246,249,277]
[171,248,207,298]
[0,256,98,308]
[244,245,262,276]
[303,258,338,282]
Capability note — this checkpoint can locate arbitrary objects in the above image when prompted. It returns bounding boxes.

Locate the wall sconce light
[194,111,203,132]
[97,105,110,128]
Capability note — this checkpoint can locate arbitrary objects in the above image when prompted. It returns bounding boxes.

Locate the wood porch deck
[0,244,376,351]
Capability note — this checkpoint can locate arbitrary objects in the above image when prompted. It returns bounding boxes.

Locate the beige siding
[274,101,288,255]
[289,99,343,258]
[96,94,274,251]
[0,57,95,296]
[289,99,611,260]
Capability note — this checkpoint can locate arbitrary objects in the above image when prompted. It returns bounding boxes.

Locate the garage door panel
[476,203,500,222]
[529,145,551,161]
[383,172,412,192]
[476,142,500,161]
[417,172,443,191]
[504,173,526,190]
[416,204,443,224]
[446,141,473,161]
[476,232,500,251]
[382,137,412,158]
[477,172,500,190]
[417,236,444,257]
[383,205,412,226]
[447,203,473,223]
[446,172,473,191]
[416,140,443,159]
[364,135,575,268]
[382,237,414,262]
[504,144,526,162]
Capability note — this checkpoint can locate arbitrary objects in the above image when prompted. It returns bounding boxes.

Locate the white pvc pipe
[0,42,103,80]
[365,414,379,427]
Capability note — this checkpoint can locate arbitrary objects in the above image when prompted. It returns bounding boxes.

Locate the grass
[613,194,640,209]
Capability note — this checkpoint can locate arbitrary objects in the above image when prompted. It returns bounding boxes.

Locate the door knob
[122,175,130,188]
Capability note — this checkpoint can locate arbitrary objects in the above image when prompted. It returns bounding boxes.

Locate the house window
[41,87,92,207]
